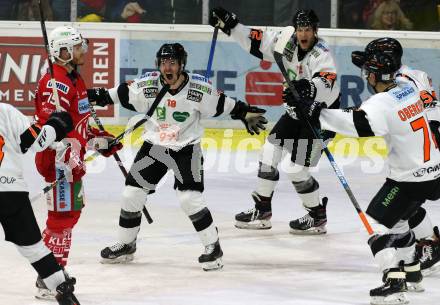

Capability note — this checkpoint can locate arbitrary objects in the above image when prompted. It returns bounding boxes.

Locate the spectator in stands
[368,0,413,30]
[78,1,147,23]
[17,0,53,21]
[340,0,366,29]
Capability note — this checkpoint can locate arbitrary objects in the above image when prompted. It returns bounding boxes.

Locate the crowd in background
[0,0,438,31]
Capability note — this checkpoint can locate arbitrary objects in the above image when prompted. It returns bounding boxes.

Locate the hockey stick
[273,27,374,235]
[205,27,219,79]
[88,103,153,224]
[31,84,170,203]
[38,0,61,110]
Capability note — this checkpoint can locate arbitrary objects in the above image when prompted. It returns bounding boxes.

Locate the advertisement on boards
[0,36,115,116]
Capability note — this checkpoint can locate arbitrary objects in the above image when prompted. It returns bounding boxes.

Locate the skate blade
[35,288,56,301]
[202,258,224,271]
[421,262,440,276]
[289,226,327,235]
[235,220,272,230]
[100,254,134,264]
[370,292,409,305]
[407,282,424,292]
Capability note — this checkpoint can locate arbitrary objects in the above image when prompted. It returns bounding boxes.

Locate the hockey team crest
[172,111,190,122]
[156,106,166,121]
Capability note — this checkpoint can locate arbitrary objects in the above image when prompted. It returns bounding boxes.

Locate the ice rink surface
[1,150,439,305]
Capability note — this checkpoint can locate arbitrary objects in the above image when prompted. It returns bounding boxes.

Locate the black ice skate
[289,197,327,235]
[416,226,440,276]
[235,192,272,230]
[35,275,56,300]
[370,268,408,305]
[100,240,136,264]
[198,240,223,271]
[404,261,424,292]
[55,277,80,305]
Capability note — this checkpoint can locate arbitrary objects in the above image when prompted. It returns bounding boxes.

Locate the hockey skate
[100,240,136,264]
[370,268,408,305]
[404,261,424,292]
[416,226,440,276]
[289,197,327,235]
[35,275,57,300]
[198,240,223,271]
[235,192,272,230]
[55,277,80,305]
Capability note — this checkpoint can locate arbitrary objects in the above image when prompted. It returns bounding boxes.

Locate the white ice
[1,150,439,305]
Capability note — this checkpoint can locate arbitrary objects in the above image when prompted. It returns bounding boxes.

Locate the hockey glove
[209,7,239,36]
[45,111,74,141]
[292,79,317,100]
[296,99,327,127]
[231,101,267,135]
[87,88,113,107]
[88,128,123,157]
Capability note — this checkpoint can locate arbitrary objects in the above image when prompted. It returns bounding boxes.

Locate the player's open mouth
[166,74,173,80]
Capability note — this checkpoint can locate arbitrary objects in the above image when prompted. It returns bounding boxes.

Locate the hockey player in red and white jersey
[209,8,340,234]
[287,42,440,305]
[33,26,122,297]
[87,43,267,271]
[0,103,79,305]
[352,37,440,276]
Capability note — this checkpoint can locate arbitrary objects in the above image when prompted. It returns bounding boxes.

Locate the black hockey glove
[209,7,239,36]
[45,111,74,141]
[296,99,327,127]
[87,88,113,107]
[292,79,317,100]
[231,101,268,135]
[429,120,440,150]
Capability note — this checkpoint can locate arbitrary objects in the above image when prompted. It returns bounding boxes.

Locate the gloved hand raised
[282,87,326,126]
[231,101,268,135]
[209,7,239,36]
[87,88,112,107]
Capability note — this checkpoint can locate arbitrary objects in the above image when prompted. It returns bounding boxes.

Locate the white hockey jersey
[230,23,340,107]
[0,103,57,191]
[108,72,237,151]
[319,82,440,182]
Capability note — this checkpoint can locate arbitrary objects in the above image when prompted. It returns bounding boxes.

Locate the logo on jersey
[413,162,440,178]
[78,98,90,114]
[393,86,415,100]
[143,87,158,98]
[191,75,210,83]
[137,79,158,89]
[187,89,203,103]
[172,111,190,122]
[190,82,212,95]
[0,176,16,184]
[47,81,69,94]
[156,106,166,121]
[283,42,294,62]
[140,71,159,78]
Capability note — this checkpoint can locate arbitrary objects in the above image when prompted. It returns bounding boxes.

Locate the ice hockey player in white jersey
[352,37,440,276]
[0,103,80,305]
[88,43,267,271]
[209,8,340,234]
[285,41,440,305]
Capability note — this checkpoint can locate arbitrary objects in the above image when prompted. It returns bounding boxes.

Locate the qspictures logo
[0,36,115,116]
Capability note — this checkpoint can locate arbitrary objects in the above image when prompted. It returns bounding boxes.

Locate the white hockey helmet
[48,26,87,63]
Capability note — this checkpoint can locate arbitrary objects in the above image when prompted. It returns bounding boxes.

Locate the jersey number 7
[0,135,4,167]
[410,117,438,163]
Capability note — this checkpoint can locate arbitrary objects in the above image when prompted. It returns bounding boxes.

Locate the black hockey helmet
[362,51,399,82]
[292,10,319,31]
[155,43,187,69]
[352,37,403,69]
